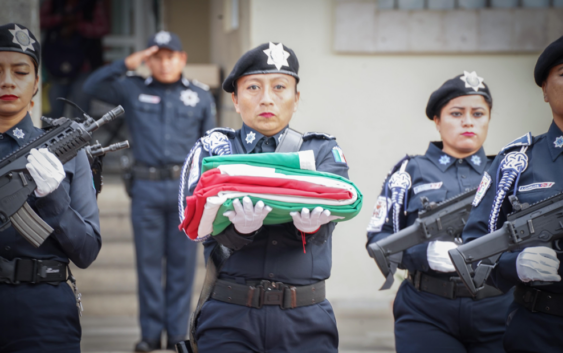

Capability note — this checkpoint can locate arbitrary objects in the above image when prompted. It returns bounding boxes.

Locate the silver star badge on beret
[155,31,171,45]
[263,42,290,70]
[245,131,256,144]
[460,71,485,92]
[9,25,35,52]
[13,128,24,139]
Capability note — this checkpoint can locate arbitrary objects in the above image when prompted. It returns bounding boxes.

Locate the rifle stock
[369,188,477,289]
[449,192,563,295]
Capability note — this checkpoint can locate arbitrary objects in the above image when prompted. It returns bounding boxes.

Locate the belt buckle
[171,165,181,179]
[0,257,20,284]
[258,280,285,309]
[30,259,43,284]
[148,167,159,181]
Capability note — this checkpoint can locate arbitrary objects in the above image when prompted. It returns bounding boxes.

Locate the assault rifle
[368,188,477,289]
[449,193,563,296]
[0,106,125,247]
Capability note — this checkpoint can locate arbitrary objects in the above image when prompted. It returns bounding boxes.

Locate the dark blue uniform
[83,59,216,343]
[463,123,563,352]
[183,124,348,352]
[367,142,512,353]
[0,114,101,353]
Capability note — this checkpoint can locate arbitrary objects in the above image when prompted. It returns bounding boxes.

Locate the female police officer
[366,72,512,352]
[0,23,101,352]
[462,36,563,353]
[179,42,349,352]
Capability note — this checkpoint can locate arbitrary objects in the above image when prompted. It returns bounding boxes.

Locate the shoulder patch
[303,132,335,141]
[187,146,202,189]
[331,146,347,165]
[205,127,235,138]
[367,196,391,233]
[202,131,232,156]
[500,132,533,153]
[192,79,210,91]
[472,171,492,207]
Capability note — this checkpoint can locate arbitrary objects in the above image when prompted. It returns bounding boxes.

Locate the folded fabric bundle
[179,151,363,241]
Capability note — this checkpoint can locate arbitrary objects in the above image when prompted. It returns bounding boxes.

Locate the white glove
[427,241,458,273]
[223,196,272,234]
[290,207,343,233]
[516,247,561,283]
[26,148,65,198]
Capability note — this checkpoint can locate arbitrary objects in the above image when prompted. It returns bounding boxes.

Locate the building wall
[164,0,211,63]
[245,0,553,308]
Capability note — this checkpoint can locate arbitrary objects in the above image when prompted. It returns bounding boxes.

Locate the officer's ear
[433,115,441,133]
[179,51,187,65]
[542,80,549,103]
[231,92,240,114]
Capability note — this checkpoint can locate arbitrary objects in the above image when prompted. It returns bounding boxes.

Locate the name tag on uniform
[413,182,443,194]
[518,182,555,192]
[138,94,161,104]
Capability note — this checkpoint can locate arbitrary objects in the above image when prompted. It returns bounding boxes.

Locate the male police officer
[179,42,348,353]
[0,23,101,352]
[462,36,563,352]
[83,31,216,351]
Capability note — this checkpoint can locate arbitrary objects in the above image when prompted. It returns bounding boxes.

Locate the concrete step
[71,267,137,294]
[100,213,133,243]
[80,293,138,316]
[92,241,136,268]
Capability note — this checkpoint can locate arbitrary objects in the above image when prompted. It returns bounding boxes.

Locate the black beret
[534,36,563,87]
[0,23,40,67]
[223,42,299,93]
[147,31,183,52]
[425,71,492,120]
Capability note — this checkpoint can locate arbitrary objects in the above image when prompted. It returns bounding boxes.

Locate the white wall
[243,0,553,309]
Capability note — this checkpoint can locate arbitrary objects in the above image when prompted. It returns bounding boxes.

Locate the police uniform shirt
[82,59,216,167]
[367,142,490,276]
[463,122,563,294]
[185,124,349,285]
[0,114,101,268]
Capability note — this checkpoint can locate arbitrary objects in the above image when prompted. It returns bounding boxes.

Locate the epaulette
[205,127,236,138]
[500,132,533,153]
[303,132,335,141]
[192,79,210,91]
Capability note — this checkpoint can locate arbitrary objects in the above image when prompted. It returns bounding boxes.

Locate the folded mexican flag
[179,151,363,241]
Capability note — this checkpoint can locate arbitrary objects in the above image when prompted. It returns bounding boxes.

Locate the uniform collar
[144,76,190,87]
[426,141,487,173]
[241,123,287,153]
[3,113,35,147]
[547,120,563,161]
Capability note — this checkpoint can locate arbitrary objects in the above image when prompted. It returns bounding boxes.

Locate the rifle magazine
[10,202,53,248]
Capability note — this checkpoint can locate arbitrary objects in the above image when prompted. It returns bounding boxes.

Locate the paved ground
[79,179,396,352]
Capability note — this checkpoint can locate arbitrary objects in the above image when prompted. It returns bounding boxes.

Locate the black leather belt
[409,271,503,300]
[132,164,182,180]
[211,279,325,309]
[514,285,563,317]
[0,257,67,284]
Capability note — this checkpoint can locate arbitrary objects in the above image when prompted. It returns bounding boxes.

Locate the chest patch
[367,196,391,233]
[188,147,202,189]
[472,172,492,207]
[413,182,443,195]
[138,94,161,104]
[180,89,200,107]
[518,182,555,192]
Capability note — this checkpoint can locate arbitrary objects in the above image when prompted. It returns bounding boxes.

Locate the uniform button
[166,102,173,108]
[461,175,466,179]
[458,160,463,164]
[272,240,278,245]
[268,273,274,278]
[4,246,10,251]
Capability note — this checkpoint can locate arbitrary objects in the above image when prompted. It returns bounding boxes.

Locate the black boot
[134,340,160,352]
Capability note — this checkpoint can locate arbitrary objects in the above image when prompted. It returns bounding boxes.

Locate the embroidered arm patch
[367,196,392,232]
[472,172,492,207]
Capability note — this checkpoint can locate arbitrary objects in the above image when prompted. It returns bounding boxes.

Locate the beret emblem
[263,42,290,70]
[9,24,35,52]
[460,70,485,92]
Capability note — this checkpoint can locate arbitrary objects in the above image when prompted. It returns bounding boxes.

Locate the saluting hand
[124,45,159,70]
[223,196,272,235]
